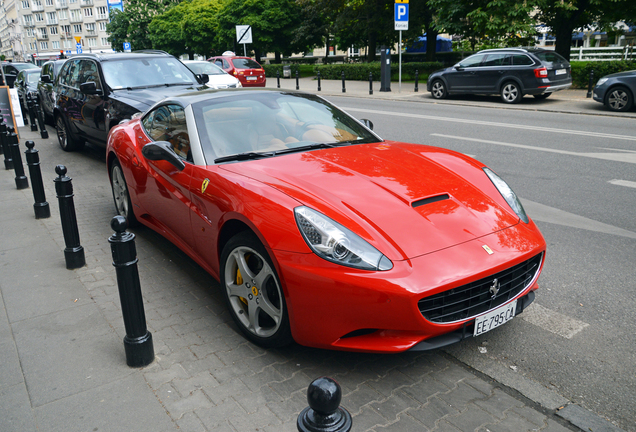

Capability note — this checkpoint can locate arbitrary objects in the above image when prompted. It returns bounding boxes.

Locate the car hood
[603,70,636,79]
[219,142,521,259]
[109,84,205,111]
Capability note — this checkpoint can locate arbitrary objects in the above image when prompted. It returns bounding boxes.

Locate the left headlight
[294,206,393,271]
[596,77,608,87]
[483,167,529,223]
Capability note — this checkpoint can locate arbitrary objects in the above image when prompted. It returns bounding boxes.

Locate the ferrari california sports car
[106,89,546,353]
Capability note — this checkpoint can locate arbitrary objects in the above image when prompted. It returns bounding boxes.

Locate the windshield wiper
[271,142,347,156]
[214,151,275,164]
[214,142,349,164]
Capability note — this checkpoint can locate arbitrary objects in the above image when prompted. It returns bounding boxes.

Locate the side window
[78,60,101,89]
[482,54,510,67]
[512,54,534,66]
[459,54,486,68]
[222,59,230,69]
[143,105,191,162]
[61,59,82,87]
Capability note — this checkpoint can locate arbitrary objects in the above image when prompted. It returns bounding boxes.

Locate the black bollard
[27,94,38,131]
[414,69,419,93]
[1,120,14,170]
[586,69,594,98]
[369,72,373,95]
[298,377,352,432]
[317,71,321,91]
[109,215,154,368]
[54,165,85,269]
[25,141,50,219]
[296,70,300,90]
[341,71,346,93]
[9,128,29,189]
[34,95,49,139]
[277,70,280,88]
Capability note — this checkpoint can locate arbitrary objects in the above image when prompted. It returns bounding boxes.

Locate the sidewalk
[0,125,622,431]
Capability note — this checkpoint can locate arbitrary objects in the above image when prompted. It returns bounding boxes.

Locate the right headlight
[294,206,393,271]
[483,167,529,223]
[596,77,608,86]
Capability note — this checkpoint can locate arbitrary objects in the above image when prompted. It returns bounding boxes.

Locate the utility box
[283,65,291,78]
[380,47,391,92]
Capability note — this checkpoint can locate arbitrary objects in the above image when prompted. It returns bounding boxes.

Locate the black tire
[220,231,293,348]
[500,81,522,104]
[109,159,138,227]
[533,93,551,100]
[55,114,84,152]
[604,86,633,112]
[430,80,447,99]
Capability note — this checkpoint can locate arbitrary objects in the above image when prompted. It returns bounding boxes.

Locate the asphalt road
[325,95,636,431]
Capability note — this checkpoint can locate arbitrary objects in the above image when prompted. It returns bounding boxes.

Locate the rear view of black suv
[427,48,571,104]
[53,51,209,151]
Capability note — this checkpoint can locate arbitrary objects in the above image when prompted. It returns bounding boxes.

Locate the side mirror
[360,119,374,130]
[80,81,103,96]
[41,74,52,84]
[198,73,209,84]
[453,64,463,71]
[142,141,186,171]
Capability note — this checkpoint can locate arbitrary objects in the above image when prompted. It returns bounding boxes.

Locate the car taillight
[534,67,548,78]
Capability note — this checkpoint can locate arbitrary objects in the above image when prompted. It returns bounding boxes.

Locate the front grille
[418,253,543,323]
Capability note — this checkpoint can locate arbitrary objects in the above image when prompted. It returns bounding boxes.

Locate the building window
[87,38,96,47]
[64,39,72,48]
[70,9,81,21]
[49,26,58,35]
[35,13,44,22]
[46,0,54,5]
[46,11,57,24]
[83,7,92,17]
[97,6,107,19]
[26,28,35,37]
[61,24,70,34]
[22,1,30,9]
[58,9,67,19]
[39,27,47,37]
[72,24,81,32]
[23,15,33,25]
[41,41,48,49]
[52,41,60,49]
[101,37,108,46]
[99,21,106,31]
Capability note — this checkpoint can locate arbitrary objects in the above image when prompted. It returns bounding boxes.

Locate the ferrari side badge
[482,245,494,255]
[201,178,210,194]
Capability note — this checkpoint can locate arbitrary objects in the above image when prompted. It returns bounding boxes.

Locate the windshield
[193,92,380,162]
[186,62,226,75]
[14,64,39,71]
[231,58,262,69]
[26,71,40,83]
[101,57,198,89]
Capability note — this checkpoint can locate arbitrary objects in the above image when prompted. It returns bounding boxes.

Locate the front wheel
[220,231,292,348]
[56,114,84,152]
[109,159,138,227]
[430,80,447,99]
[605,86,633,112]
[500,82,522,104]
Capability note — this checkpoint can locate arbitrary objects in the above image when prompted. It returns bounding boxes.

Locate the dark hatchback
[427,48,572,103]
[38,59,67,122]
[593,70,636,112]
[54,51,209,151]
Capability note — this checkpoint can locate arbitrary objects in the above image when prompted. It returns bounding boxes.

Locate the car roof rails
[132,50,170,55]
[478,48,529,53]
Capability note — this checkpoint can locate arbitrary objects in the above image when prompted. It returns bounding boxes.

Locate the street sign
[74,36,82,44]
[394,1,409,31]
[236,25,252,44]
[76,43,82,54]
[123,42,131,52]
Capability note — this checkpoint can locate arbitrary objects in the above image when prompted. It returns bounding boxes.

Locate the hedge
[570,60,636,88]
[313,62,444,81]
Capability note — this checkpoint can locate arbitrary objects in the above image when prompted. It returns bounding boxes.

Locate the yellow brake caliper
[236,265,248,306]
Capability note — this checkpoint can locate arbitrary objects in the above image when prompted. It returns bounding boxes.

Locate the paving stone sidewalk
[0,124,589,432]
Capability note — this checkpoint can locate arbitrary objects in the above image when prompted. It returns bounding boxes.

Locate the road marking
[609,179,636,189]
[431,133,636,164]
[520,302,589,339]
[342,106,636,142]
[522,199,636,240]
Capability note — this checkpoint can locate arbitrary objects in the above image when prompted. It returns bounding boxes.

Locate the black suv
[427,48,572,103]
[1,62,40,87]
[38,59,67,123]
[54,51,209,151]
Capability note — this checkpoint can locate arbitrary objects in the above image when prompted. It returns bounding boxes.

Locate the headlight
[596,77,608,86]
[294,206,393,271]
[483,167,529,223]
[236,81,242,88]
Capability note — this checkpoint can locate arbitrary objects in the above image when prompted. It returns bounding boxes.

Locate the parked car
[1,62,40,88]
[38,59,68,122]
[427,48,572,103]
[208,54,265,87]
[106,89,546,352]
[54,51,209,151]
[593,70,636,112]
[183,60,242,89]
[15,67,41,118]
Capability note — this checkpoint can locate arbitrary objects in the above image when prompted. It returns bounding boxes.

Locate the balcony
[86,29,96,36]
[70,16,82,23]
[37,34,48,40]
[24,22,35,28]
[32,5,45,12]
[96,14,108,20]
[46,19,58,25]
[80,0,93,5]
[56,1,69,8]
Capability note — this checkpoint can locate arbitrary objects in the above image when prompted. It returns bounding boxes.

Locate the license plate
[474,300,517,336]
[246,76,257,81]
[555,69,566,75]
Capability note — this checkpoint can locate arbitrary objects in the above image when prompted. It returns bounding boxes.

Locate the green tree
[148,5,190,57]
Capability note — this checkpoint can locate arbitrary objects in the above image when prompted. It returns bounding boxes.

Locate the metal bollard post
[27,94,38,131]
[341,71,346,93]
[297,377,352,432]
[54,165,85,269]
[414,69,419,92]
[317,71,321,91]
[276,70,280,88]
[296,70,300,90]
[586,69,594,98]
[25,141,50,219]
[34,95,49,139]
[369,72,373,95]
[1,120,14,170]
[9,127,29,189]
[109,215,154,367]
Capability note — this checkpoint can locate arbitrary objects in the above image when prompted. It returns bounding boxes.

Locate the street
[327,95,636,430]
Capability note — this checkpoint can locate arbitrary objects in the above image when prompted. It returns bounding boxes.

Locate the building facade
[15,0,113,64]
[0,0,21,61]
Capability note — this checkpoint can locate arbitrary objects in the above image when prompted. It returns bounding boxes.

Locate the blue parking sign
[394,3,408,30]
[76,43,82,54]
[123,42,131,52]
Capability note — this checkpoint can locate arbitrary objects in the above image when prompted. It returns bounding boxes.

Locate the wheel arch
[499,76,524,93]
[604,83,634,101]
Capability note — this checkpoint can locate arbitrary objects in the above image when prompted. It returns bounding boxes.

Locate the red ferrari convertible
[106,89,546,353]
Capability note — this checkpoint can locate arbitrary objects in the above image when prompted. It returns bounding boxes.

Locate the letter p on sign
[394,2,408,30]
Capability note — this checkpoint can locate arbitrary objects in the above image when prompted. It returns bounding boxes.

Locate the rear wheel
[605,86,633,112]
[430,80,447,99]
[220,231,292,348]
[109,159,138,227]
[500,82,522,104]
[55,114,84,152]
[533,93,551,100]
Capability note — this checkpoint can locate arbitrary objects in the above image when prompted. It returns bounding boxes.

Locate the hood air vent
[412,194,450,208]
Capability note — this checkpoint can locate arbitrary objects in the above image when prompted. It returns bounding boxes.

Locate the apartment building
[15,0,113,64]
[0,0,21,61]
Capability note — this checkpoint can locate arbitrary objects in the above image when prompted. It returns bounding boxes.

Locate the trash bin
[283,65,291,78]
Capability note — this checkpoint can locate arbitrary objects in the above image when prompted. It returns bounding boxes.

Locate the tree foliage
[107,0,180,51]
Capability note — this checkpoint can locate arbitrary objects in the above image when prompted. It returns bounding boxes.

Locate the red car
[106,89,546,353]
[208,55,266,87]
